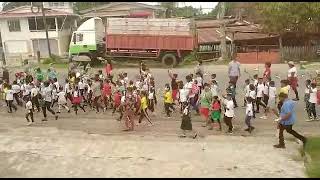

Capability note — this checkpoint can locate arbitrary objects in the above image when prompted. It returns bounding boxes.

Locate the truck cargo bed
[106,34,195,50]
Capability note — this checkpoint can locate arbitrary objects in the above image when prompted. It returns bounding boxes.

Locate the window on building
[28,17,56,31]
[8,20,21,32]
[49,2,62,7]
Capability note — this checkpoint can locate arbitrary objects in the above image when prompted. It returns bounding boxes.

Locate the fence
[281,45,320,62]
[235,45,280,64]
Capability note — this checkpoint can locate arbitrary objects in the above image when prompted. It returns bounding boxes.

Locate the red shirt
[212,101,221,110]
[114,92,121,106]
[263,67,271,80]
[102,83,112,96]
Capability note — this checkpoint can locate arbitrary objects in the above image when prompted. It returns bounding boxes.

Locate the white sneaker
[27,122,32,126]
[274,118,280,122]
[260,116,268,119]
[306,118,313,122]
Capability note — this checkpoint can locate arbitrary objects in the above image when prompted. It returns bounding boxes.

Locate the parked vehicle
[69,17,197,67]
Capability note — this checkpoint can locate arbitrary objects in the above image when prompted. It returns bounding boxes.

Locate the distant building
[80,2,166,23]
[0,3,79,66]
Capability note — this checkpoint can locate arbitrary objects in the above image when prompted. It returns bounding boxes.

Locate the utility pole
[41,3,52,58]
[31,2,52,58]
[218,2,227,61]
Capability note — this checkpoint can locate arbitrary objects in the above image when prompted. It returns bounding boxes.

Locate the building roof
[196,18,279,44]
[79,2,166,15]
[0,6,80,19]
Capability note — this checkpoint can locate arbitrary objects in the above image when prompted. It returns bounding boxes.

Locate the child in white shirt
[57,86,70,113]
[6,85,17,113]
[25,97,34,126]
[245,97,254,133]
[223,94,234,134]
[256,78,267,117]
[243,79,250,107]
[308,82,318,120]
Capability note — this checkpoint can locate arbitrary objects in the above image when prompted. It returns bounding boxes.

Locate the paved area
[0,63,318,177]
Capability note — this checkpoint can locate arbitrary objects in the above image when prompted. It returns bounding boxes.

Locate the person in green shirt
[35,67,45,83]
[199,83,213,127]
[47,67,57,81]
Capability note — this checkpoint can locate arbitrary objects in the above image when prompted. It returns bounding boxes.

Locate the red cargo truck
[104,18,197,67]
[69,17,197,67]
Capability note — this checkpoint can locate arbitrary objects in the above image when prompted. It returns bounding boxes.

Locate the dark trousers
[308,103,317,118]
[7,100,17,112]
[72,104,86,114]
[278,124,306,146]
[26,111,34,122]
[42,101,56,118]
[256,97,266,112]
[13,93,22,106]
[93,96,102,112]
[164,102,174,117]
[263,94,269,107]
[32,96,40,112]
[232,96,238,108]
[223,116,233,132]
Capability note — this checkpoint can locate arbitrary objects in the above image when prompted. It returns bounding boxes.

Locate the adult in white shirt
[228,58,241,88]
[287,61,299,101]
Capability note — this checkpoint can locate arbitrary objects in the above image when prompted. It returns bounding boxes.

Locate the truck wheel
[161,53,178,67]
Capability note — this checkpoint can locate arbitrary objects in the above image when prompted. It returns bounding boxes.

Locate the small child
[253,74,258,87]
[57,86,70,113]
[245,97,254,133]
[148,86,157,115]
[308,82,318,121]
[256,78,267,116]
[72,86,86,115]
[249,84,256,118]
[243,79,250,107]
[138,90,152,125]
[112,89,122,117]
[210,80,220,98]
[164,84,174,118]
[304,79,311,120]
[180,101,197,139]
[25,96,34,126]
[223,94,235,134]
[6,85,17,113]
[226,81,237,108]
[209,96,222,131]
[267,81,278,120]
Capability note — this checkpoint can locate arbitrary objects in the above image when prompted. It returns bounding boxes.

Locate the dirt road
[0,63,317,177]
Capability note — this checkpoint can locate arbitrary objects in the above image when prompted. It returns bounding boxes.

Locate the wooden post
[279,35,283,62]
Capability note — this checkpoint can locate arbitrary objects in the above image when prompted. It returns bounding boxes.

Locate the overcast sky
[141,2,218,14]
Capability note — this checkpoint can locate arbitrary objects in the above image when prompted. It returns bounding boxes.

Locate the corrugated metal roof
[196,19,278,44]
[0,6,79,18]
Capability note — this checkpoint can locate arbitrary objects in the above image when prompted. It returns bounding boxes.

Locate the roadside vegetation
[304,137,320,178]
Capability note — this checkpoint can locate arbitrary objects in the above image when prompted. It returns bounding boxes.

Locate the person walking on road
[228,58,241,88]
[274,92,307,149]
[287,61,299,101]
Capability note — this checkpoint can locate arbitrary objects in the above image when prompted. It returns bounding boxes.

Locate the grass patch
[305,137,320,178]
[39,63,69,69]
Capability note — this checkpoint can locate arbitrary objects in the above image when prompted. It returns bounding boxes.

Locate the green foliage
[2,2,31,11]
[257,2,320,35]
[73,2,111,13]
[175,6,202,18]
[305,137,320,177]
[41,55,64,64]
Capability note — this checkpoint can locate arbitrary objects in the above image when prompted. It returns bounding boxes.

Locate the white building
[0,3,79,66]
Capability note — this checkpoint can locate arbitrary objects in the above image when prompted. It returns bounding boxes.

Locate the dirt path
[0,126,306,178]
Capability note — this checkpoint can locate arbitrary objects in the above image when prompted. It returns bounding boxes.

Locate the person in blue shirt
[274,93,307,149]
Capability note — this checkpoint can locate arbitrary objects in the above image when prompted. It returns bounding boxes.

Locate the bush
[41,54,63,64]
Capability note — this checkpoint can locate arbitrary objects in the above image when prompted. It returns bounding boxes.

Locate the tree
[175,6,202,18]
[2,2,31,11]
[159,2,177,18]
[73,2,111,13]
